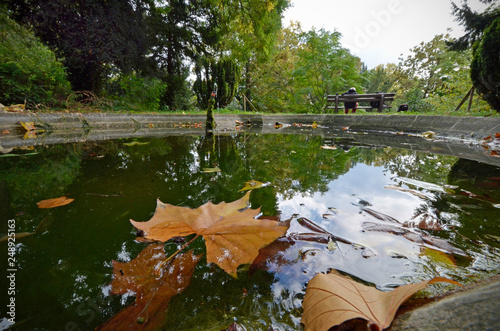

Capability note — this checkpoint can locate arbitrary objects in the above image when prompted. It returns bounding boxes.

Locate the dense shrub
[0,9,71,105]
[105,72,166,111]
[471,16,500,111]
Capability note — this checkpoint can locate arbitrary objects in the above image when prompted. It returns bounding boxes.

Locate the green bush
[395,88,435,112]
[105,72,166,111]
[0,8,71,106]
[471,16,500,111]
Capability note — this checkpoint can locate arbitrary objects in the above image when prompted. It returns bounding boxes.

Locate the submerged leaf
[385,185,432,200]
[301,271,462,331]
[202,166,221,173]
[123,141,150,147]
[130,192,289,276]
[0,232,36,242]
[97,245,201,330]
[423,247,456,267]
[37,196,74,209]
[239,180,268,191]
[363,221,467,256]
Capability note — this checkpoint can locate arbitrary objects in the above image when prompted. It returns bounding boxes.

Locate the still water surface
[1,133,499,330]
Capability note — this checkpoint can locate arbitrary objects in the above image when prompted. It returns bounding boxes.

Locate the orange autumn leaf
[301,271,462,331]
[97,244,201,331]
[130,192,289,276]
[37,196,74,208]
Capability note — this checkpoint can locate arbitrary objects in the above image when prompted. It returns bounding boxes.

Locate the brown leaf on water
[37,196,74,208]
[301,271,462,331]
[96,245,201,331]
[403,212,444,231]
[363,222,467,257]
[130,192,289,276]
[384,185,431,200]
[361,207,402,224]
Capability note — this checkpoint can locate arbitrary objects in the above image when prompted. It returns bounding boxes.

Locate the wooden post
[467,86,475,111]
[378,93,385,113]
[334,93,339,114]
[242,93,258,112]
[454,87,474,111]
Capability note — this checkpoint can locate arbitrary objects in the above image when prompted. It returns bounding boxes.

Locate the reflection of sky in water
[279,163,422,226]
[272,163,456,306]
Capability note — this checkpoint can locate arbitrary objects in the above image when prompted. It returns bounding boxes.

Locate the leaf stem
[156,234,201,273]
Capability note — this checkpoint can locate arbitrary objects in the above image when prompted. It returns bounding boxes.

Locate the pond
[1,131,500,330]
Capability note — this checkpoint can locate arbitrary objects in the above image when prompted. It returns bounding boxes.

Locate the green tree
[393,34,485,112]
[362,64,397,93]
[294,28,362,113]
[448,0,499,51]
[399,35,464,97]
[251,22,302,113]
[218,0,290,102]
[252,24,362,113]
[193,57,240,109]
[5,0,153,93]
[449,0,499,111]
[0,7,71,105]
[426,49,491,113]
[470,16,500,111]
[151,0,220,110]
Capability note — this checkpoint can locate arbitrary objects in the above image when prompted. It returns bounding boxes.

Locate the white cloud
[283,0,490,68]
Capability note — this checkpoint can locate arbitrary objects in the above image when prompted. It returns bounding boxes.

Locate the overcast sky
[283,0,490,69]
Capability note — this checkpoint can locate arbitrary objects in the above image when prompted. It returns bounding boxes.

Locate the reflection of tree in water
[0,144,82,230]
[446,159,500,247]
[242,134,358,199]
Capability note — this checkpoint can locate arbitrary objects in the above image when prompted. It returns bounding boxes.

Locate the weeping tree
[193,57,240,109]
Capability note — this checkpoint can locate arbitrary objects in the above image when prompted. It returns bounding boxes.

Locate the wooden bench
[326,93,395,113]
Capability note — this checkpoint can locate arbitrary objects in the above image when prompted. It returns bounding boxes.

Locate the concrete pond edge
[1,111,499,328]
[1,112,500,139]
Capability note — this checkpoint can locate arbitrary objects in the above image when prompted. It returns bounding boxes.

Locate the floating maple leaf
[301,271,462,331]
[37,196,74,208]
[130,192,289,276]
[97,244,201,331]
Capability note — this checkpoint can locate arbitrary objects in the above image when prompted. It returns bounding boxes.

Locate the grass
[11,95,499,117]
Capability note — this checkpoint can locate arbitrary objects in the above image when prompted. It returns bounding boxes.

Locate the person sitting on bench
[344,87,358,114]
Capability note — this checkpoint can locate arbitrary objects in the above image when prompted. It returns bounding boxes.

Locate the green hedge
[0,8,71,105]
